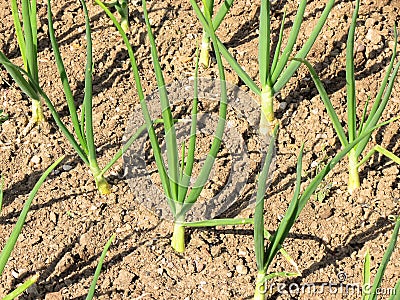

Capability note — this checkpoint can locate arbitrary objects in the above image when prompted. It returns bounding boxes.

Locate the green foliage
[192,0,335,128]
[363,216,400,300]
[46,0,112,194]
[294,0,400,193]
[0,0,130,194]
[252,117,400,298]
[0,110,8,123]
[0,156,64,298]
[4,0,45,124]
[199,0,234,67]
[97,0,230,252]
[86,234,116,300]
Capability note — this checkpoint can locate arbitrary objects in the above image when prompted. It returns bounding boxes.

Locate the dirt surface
[0,0,400,299]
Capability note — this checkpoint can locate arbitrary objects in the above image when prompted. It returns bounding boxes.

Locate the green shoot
[45,0,112,194]
[192,0,335,131]
[252,116,400,299]
[294,0,400,193]
[0,175,3,215]
[86,234,116,300]
[3,0,45,124]
[2,274,39,300]
[388,279,400,300]
[101,0,129,32]
[254,125,284,299]
[199,0,234,68]
[0,109,8,123]
[357,145,400,167]
[0,156,64,297]
[362,249,371,300]
[362,215,400,300]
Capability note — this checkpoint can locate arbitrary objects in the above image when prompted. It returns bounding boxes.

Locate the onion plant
[192,0,334,133]
[362,215,400,300]
[252,119,399,299]
[198,0,234,68]
[45,0,114,194]
[95,0,231,253]
[253,126,300,299]
[0,0,142,194]
[0,156,64,299]
[96,0,295,254]
[294,0,400,193]
[86,234,115,300]
[0,0,45,124]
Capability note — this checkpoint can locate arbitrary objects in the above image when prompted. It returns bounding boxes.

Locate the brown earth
[0,0,400,299]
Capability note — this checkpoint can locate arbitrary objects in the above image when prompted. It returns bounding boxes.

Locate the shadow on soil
[10,221,163,299]
[265,209,399,299]
[194,208,398,300]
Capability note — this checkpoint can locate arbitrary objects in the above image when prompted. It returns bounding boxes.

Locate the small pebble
[51,169,61,175]
[62,164,73,171]
[278,102,287,110]
[194,260,205,272]
[31,155,41,164]
[365,18,377,28]
[11,269,19,278]
[49,212,57,224]
[366,29,382,45]
[356,43,365,53]
[236,264,248,275]
[114,270,134,290]
[79,232,90,245]
[320,207,334,219]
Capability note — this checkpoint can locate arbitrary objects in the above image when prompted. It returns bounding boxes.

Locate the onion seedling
[191,0,334,133]
[45,0,114,194]
[0,156,64,299]
[254,126,300,299]
[362,215,400,300]
[1,0,143,194]
[294,0,400,193]
[0,0,45,124]
[98,0,332,258]
[86,234,116,300]
[198,0,234,68]
[97,0,280,253]
[96,0,230,253]
[252,119,399,299]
